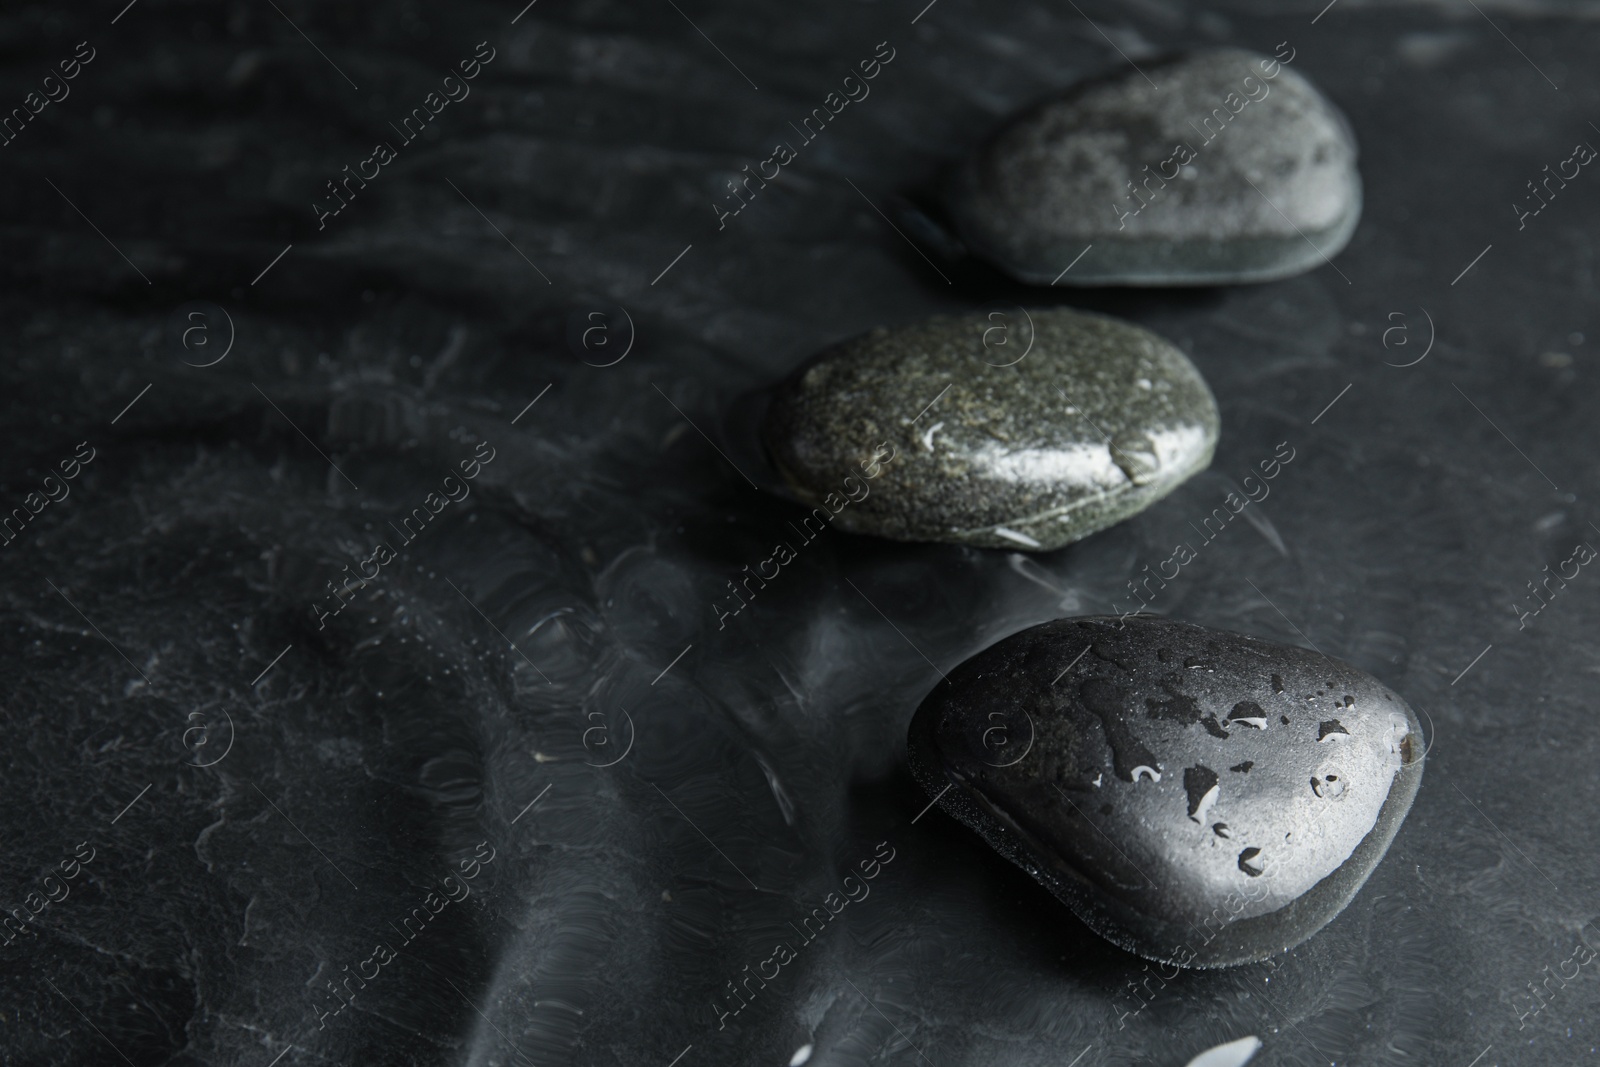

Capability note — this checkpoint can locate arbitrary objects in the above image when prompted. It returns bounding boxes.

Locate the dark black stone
[906,614,1424,967]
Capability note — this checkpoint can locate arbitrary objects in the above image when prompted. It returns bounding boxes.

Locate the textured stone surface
[948,48,1362,286]
[907,615,1424,967]
[761,309,1219,550]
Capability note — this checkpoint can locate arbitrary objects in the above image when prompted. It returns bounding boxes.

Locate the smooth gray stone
[760,309,1218,551]
[906,615,1424,967]
[948,48,1362,286]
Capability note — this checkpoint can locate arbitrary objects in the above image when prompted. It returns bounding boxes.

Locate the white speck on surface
[1183,1035,1263,1067]
[993,526,1042,547]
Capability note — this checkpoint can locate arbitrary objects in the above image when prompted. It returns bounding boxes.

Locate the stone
[947,47,1362,286]
[760,309,1218,551]
[906,615,1424,967]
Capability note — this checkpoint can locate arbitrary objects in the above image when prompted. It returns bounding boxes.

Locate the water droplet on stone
[1318,719,1351,741]
[907,614,1425,967]
[1109,431,1161,485]
[1080,677,1162,781]
[1148,680,1202,724]
[1310,768,1347,800]
[1184,765,1220,823]
[1226,700,1268,729]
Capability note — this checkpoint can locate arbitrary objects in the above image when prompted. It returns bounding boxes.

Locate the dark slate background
[0,0,1596,1064]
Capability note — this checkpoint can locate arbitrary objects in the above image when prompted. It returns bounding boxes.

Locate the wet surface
[906,615,1424,967]
[760,309,1219,550]
[1,0,1598,1065]
[945,47,1362,285]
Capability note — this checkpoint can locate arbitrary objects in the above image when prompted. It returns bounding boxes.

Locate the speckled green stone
[761,309,1219,551]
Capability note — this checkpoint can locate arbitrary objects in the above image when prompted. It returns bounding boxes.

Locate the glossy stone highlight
[906,615,1424,967]
[761,309,1218,551]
